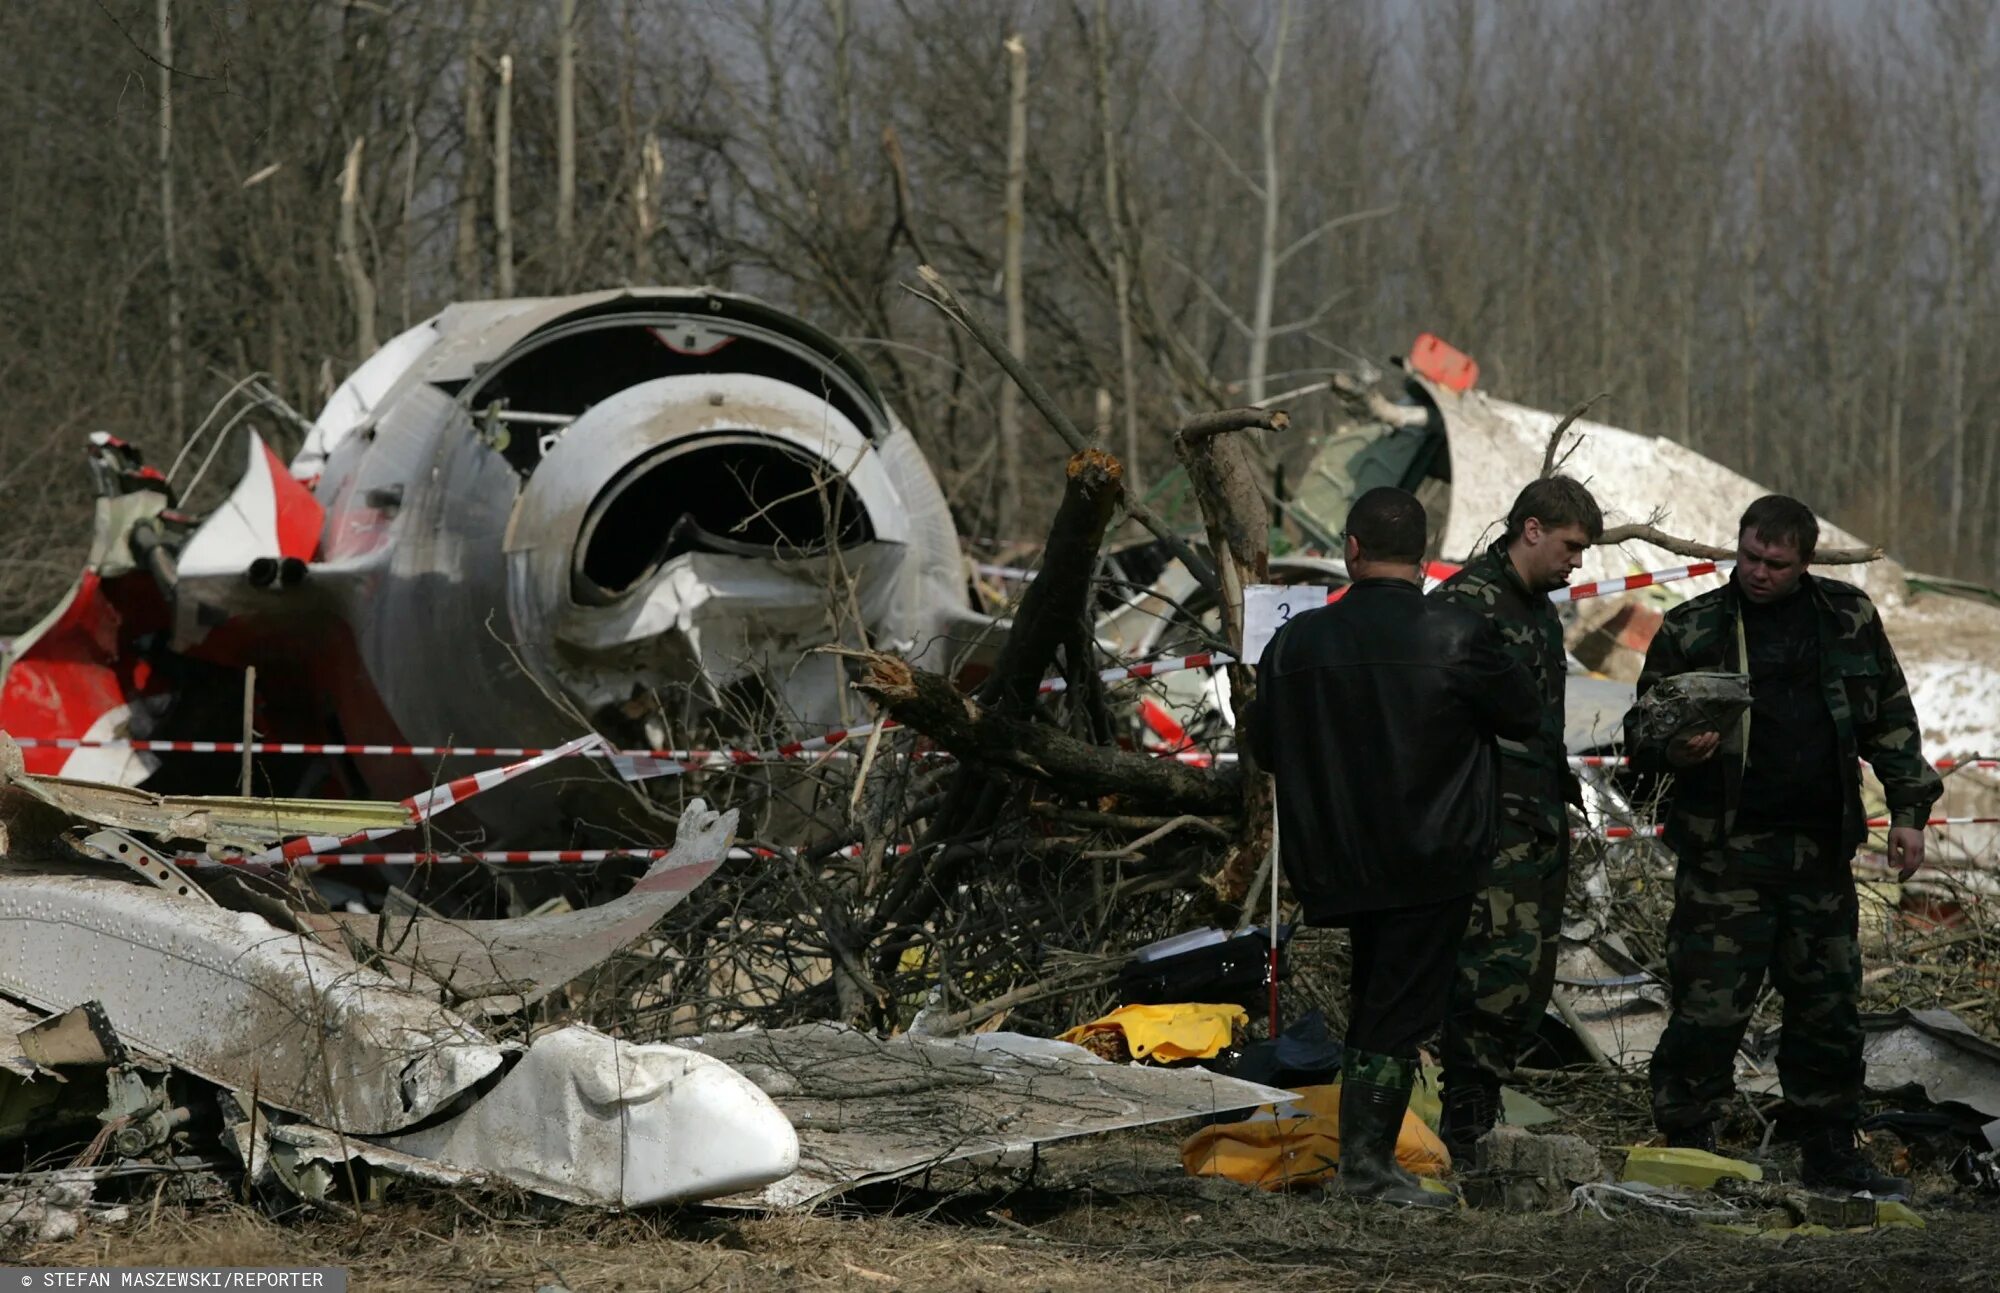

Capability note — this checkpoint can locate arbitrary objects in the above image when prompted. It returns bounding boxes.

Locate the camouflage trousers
[1649,831,1863,1134]
[1441,822,1566,1088]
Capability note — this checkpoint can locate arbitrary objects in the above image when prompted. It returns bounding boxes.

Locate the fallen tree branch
[1330,370,1429,428]
[1596,522,1881,565]
[1178,407,1290,448]
[1538,392,1609,478]
[852,652,1237,812]
[908,264,1219,592]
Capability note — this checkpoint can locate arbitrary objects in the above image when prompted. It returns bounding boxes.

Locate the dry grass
[18,1131,2000,1293]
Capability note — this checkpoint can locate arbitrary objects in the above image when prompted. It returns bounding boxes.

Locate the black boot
[1664,1123,1717,1154]
[1799,1126,1910,1200]
[1337,1053,1457,1210]
[1439,1075,1500,1169]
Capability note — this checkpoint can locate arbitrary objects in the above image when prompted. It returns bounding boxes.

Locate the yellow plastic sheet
[1619,1145,1763,1190]
[1058,1002,1247,1062]
[1180,1083,1451,1191]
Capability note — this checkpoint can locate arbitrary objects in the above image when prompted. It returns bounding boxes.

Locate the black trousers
[1343,894,1474,1060]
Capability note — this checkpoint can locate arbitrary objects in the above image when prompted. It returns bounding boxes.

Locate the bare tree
[555,0,577,286]
[999,32,1030,536]
[157,0,185,443]
[455,0,490,295]
[338,137,378,361]
[1092,0,1142,492]
[495,52,515,296]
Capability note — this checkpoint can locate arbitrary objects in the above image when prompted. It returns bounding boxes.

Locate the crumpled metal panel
[1859,1008,2000,1120]
[680,1023,1295,1209]
[0,874,508,1134]
[384,1024,799,1207]
[329,802,736,1015]
[0,737,409,851]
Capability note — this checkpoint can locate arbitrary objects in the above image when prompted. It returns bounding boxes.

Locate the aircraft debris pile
[1,293,1998,1229]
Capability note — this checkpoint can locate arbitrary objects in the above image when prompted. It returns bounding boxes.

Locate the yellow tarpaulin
[1057,1002,1247,1062]
[1180,1083,1451,1190]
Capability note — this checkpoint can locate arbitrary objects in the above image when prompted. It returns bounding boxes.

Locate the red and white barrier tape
[1570,755,1996,772]
[184,819,2000,866]
[1545,560,1731,605]
[248,732,606,863]
[1038,651,1229,694]
[1584,816,1999,842]
[1,560,1918,784]
[185,843,915,867]
[18,740,1983,777]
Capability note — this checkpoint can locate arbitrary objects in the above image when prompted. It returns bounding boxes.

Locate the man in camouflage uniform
[1432,476,1602,1163]
[1626,494,1940,1197]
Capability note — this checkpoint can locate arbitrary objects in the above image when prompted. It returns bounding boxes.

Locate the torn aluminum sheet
[383,1023,799,1208]
[0,737,409,852]
[0,871,508,1134]
[327,801,735,1015]
[1858,1008,2000,1122]
[679,1022,1296,1209]
[228,1108,485,1203]
[17,1000,127,1068]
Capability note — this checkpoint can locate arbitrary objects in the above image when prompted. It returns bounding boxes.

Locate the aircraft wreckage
[0,288,1298,1213]
[0,292,1995,1212]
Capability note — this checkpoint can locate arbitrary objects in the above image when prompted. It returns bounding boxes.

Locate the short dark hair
[1739,494,1818,562]
[1345,487,1427,563]
[1504,475,1604,544]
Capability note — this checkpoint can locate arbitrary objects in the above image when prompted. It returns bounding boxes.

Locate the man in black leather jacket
[1241,487,1539,1206]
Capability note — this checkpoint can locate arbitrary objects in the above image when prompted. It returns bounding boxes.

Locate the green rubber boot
[1336,1051,1457,1210]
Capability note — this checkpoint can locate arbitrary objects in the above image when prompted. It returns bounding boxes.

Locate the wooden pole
[239,667,256,797]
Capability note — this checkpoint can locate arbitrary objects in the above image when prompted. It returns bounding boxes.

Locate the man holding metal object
[1626,494,1940,1196]
[1242,486,1538,1207]
[1432,476,1604,1164]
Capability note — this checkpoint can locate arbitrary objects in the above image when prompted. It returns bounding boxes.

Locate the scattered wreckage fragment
[0,772,1302,1215]
[679,1023,1294,1209]
[319,804,735,1016]
[0,789,807,1208]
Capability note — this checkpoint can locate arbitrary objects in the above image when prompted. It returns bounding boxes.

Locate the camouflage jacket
[1625,573,1941,855]
[1432,540,1569,837]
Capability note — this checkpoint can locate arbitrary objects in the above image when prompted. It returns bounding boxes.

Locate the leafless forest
[0,0,1994,629]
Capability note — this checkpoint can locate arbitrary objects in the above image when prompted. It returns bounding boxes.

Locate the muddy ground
[19,1127,2000,1292]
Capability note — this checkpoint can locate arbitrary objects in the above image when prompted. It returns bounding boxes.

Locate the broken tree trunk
[1175,408,1289,905]
[978,448,1124,717]
[928,447,1126,843]
[854,654,1236,814]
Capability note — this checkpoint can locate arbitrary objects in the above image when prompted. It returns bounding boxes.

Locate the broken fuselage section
[0,290,981,845]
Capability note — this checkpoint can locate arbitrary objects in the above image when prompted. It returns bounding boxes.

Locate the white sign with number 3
[1241,585,1331,664]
